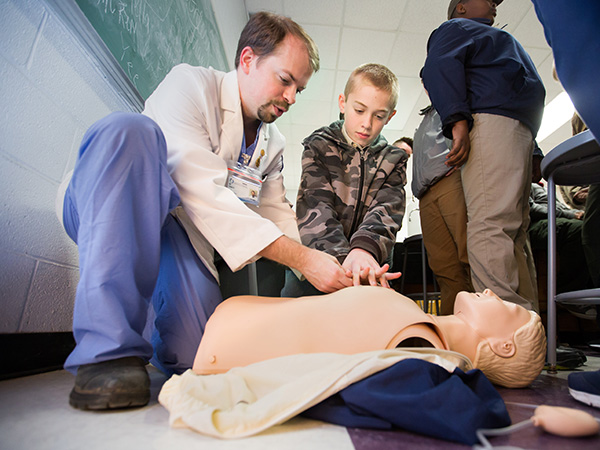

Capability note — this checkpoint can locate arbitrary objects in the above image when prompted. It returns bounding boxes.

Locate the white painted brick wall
[0,0,132,332]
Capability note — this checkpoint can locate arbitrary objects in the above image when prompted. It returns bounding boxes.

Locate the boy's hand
[447,120,471,168]
[342,249,401,288]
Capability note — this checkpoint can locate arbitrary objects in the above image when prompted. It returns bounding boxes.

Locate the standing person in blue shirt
[422,0,546,310]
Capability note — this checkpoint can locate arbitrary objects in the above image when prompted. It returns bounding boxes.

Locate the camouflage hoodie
[295,120,408,265]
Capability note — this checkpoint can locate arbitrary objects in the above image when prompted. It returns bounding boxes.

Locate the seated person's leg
[64,112,180,409]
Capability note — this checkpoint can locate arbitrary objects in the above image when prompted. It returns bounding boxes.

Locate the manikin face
[456,0,497,25]
[453,289,530,342]
[338,78,396,148]
[238,34,314,124]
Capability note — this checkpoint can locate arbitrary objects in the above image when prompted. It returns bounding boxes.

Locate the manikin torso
[193,286,449,374]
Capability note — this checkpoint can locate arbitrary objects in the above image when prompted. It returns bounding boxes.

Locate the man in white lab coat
[60,12,355,411]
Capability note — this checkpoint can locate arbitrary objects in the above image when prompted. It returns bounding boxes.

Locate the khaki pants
[419,170,473,315]
[461,114,536,309]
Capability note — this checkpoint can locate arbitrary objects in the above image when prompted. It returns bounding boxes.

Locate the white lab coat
[143,64,300,280]
[159,348,472,438]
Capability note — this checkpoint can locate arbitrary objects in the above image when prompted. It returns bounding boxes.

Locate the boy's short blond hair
[344,63,399,110]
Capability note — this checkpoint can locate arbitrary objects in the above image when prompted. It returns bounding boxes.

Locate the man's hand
[300,249,353,293]
[447,120,471,168]
[342,249,401,288]
[259,236,352,293]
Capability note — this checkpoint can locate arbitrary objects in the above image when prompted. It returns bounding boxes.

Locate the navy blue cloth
[530,0,600,142]
[422,17,545,140]
[302,358,510,445]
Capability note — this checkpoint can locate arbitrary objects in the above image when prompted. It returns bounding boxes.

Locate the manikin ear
[238,46,256,75]
[487,337,517,358]
[338,93,346,115]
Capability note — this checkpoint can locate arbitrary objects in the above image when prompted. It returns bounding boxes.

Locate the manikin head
[447,0,502,24]
[451,289,546,388]
[338,63,398,148]
[235,12,319,124]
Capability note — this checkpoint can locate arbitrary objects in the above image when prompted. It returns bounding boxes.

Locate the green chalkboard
[75,0,230,100]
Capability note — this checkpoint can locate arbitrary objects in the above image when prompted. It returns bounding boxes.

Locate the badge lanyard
[227,126,266,206]
[226,161,263,206]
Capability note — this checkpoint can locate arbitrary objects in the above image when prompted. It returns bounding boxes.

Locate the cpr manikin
[193,286,546,388]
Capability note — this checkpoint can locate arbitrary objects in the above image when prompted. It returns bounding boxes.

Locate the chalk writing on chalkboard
[76,0,229,99]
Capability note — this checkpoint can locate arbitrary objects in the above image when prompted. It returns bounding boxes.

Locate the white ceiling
[244,0,571,201]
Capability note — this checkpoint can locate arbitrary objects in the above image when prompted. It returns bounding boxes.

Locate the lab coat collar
[219,70,243,161]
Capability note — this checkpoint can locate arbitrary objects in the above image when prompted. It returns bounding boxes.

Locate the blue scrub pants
[62,112,224,376]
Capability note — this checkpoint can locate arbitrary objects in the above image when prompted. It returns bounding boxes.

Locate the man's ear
[239,46,256,75]
[488,337,517,358]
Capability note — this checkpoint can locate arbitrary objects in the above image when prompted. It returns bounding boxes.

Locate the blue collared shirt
[238,122,263,166]
[422,17,546,139]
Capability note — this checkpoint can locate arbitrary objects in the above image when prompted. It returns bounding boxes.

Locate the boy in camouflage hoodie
[282,64,408,296]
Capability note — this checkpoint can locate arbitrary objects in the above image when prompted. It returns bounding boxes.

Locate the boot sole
[69,389,150,410]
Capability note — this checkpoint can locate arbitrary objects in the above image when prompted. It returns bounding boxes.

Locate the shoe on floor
[545,346,587,370]
[568,370,600,409]
[69,356,150,410]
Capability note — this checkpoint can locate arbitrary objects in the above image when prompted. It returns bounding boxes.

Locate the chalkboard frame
[45,0,145,111]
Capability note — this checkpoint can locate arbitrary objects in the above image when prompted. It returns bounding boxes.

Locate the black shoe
[545,346,587,370]
[69,357,150,410]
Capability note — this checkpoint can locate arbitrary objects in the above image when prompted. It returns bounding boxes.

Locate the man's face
[338,79,396,148]
[459,0,497,25]
[239,34,314,124]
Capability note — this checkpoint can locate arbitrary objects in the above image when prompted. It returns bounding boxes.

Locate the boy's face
[457,0,497,24]
[338,79,396,148]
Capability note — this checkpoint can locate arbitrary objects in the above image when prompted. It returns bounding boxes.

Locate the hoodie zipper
[348,149,366,236]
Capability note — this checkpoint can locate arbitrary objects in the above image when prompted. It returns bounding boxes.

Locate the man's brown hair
[234,11,320,73]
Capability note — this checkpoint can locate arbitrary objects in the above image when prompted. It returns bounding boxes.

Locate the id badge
[226,161,263,206]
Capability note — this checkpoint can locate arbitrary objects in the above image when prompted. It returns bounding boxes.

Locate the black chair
[398,234,440,314]
[541,129,600,372]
